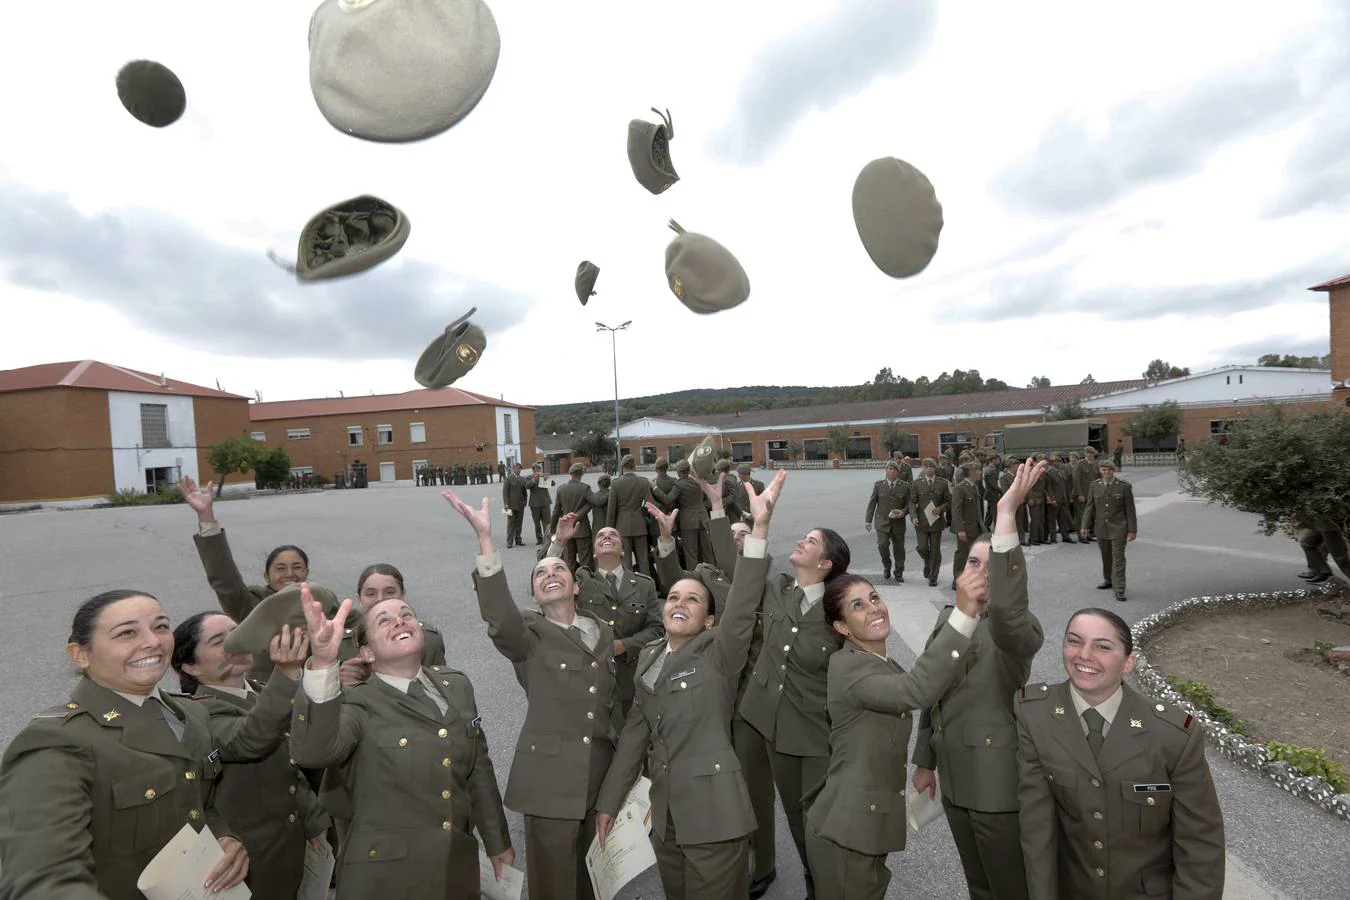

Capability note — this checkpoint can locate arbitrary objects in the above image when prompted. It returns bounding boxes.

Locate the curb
[1132,585,1350,826]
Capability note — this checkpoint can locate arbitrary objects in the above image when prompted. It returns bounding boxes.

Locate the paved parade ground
[1,468,1343,899]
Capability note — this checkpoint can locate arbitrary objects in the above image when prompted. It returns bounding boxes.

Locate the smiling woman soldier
[594,469,785,900]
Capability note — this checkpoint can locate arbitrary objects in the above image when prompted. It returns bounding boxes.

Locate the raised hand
[748,469,787,538]
[300,584,351,668]
[269,624,311,680]
[643,500,677,538]
[554,512,579,544]
[997,458,1049,514]
[697,472,725,509]
[442,490,495,554]
[179,475,215,519]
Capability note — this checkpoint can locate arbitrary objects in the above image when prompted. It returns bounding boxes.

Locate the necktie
[154,697,185,742]
[407,679,443,719]
[608,571,620,594]
[1083,708,1106,759]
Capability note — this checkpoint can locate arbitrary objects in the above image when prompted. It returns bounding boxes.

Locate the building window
[289,466,315,476]
[939,432,973,456]
[766,440,788,462]
[730,441,753,462]
[410,422,426,444]
[249,431,266,442]
[347,426,364,446]
[287,428,311,440]
[377,425,394,445]
[803,439,829,461]
[847,436,873,460]
[640,446,658,465]
[139,404,169,449]
[503,414,514,444]
[666,444,686,463]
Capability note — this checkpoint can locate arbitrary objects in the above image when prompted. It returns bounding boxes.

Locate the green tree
[571,432,612,465]
[825,424,852,458]
[1178,405,1350,544]
[1123,400,1183,451]
[786,439,804,461]
[1143,359,1190,381]
[879,420,915,456]
[1047,398,1088,421]
[254,447,292,490]
[206,436,265,497]
[1257,353,1331,369]
[1080,374,1097,385]
[1027,376,1051,388]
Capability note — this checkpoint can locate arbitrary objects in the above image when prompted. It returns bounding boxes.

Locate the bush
[1266,742,1350,792]
[1163,675,1248,735]
[104,487,186,507]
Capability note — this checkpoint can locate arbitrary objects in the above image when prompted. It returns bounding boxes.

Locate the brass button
[184,771,196,781]
[297,714,305,722]
[1155,704,1165,712]
[559,662,567,670]
[288,813,297,824]
[583,736,591,744]
[431,666,440,672]
[438,728,449,738]
[950,650,960,659]
[1040,685,1049,692]
[530,745,536,752]
[1092,811,1103,820]
[790,626,798,634]
[189,809,201,821]
[589,686,597,694]
[442,790,451,800]
[1093,840,1103,850]
[1090,779,1100,788]
[442,821,452,831]
[144,788,156,800]
[442,758,452,767]
[776,684,783,691]
[783,645,791,652]
[344,628,352,636]
[442,681,450,686]
[66,702,78,709]
[714,763,721,772]
[399,737,408,747]
[288,785,297,795]
[1096,867,1105,878]
[591,661,599,669]
[868,803,876,811]
[1146,796,1156,806]
[587,712,595,720]
[984,737,992,746]
[780,664,786,671]
[679,681,687,689]
[369,850,378,859]
[1046,774,1055,782]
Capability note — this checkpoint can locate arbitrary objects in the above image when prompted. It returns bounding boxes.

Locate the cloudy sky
[1,0,1345,407]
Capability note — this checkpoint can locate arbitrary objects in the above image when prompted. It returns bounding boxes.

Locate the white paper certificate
[585,777,657,900]
[136,824,252,900]
[924,501,941,526]
[907,783,946,832]
[297,839,335,900]
[478,851,524,900]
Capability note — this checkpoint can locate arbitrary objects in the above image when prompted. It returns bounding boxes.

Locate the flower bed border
[1131,585,1350,825]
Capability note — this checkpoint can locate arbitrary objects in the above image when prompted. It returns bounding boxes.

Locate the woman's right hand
[912,767,937,800]
[748,469,787,539]
[300,584,351,669]
[442,490,495,555]
[643,501,677,539]
[595,813,616,851]
[554,513,579,544]
[179,475,216,522]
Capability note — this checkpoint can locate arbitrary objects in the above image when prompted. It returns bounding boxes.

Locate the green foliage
[1047,398,1088,421]
[1080,374,1097,384]
[1163,675,1248,735]
[253,447,292,490]
[104,487,186,507]
[1143,359,1190,381]
[1027,376,1051,388]
[1258,353,1331,369]
[1123,400,1183,450]
[1265,742,1350,792]
[207,436,266,496]
[879,420,916,455]
[570,431,613,464]
[786,439,804,461]
[824,424,852,456]
[1178,404,1350,537]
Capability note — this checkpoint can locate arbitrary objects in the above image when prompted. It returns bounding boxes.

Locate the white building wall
[108,392,199,493]
[495,406,523,466]
[1085,368,1331,410]
[607,417,713,439]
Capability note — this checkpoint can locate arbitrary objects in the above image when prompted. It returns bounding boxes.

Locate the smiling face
[1062,613,1136,704]
[593,527,622,561]
[183,614,251,687]
[266,550,309,592]
[360,599,424,663]
[531,557,579,611]
[359,573,404,611]
[832,580,890,644]
[664,578,713,645]
[730,522,751,550]
[787,529,829,571]
[68,595,173,695]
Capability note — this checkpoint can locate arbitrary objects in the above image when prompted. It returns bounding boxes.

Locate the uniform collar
[111,685,167,708]
[1068,682,1124,727]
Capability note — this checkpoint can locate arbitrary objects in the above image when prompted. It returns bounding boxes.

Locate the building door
[379,461,396,483]
[145,467,174,494]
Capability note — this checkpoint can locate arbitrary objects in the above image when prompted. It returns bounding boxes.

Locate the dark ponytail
[170,612,215,695]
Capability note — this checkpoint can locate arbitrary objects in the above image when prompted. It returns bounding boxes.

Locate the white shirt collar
[375,670,431,693]
[1068,682,1124,726]
[793,581,827,614]
[596,564,623,581]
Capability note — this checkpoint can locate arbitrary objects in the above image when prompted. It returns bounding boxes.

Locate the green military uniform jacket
[667,475,710,531]
[983,463,1003,503]
[502,473,528,511]
[526,474,551,509]
[950,479,984,538]
[0,674,297,900]
[804,625,972,856]
[1073,458,1097,501]
[910,476,952,533]
[194,682,330,900]
[607,472,655,537]
[723,476,766,523]
[596,554,769,844]
[289,666,510,900]
[912,544,1044,812]
[864,477,910,533]
[590,484,610,536]
[738,567,845,757]
[1016,681,1225,900]
[574,564,662,707]
[552,479,601,537]
[472,567,624,820]
[1081,478,1138,539]
[1046,465,1071,507]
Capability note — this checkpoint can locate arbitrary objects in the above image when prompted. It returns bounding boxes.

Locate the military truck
[983,418,1109,458]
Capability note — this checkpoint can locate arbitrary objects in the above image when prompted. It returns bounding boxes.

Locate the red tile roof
[677,380,1150,430]
[0,360,247,399]
[249,387,531,421]
[1309,272,1350,291]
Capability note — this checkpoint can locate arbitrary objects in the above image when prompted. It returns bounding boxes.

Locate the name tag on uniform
[206,749,222,765]
[1133,783,1171,793]
[468,716,482,736]
[668,667,696,682]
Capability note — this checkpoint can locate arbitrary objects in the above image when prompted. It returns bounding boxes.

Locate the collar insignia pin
[1130,718,1143,728]
[103,709,121,722]
[1053,706,1065,716]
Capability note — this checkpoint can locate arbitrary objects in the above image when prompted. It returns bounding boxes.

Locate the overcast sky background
[1,0,1346,407]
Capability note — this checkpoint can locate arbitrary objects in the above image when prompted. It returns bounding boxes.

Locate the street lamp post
[596,320,632,467]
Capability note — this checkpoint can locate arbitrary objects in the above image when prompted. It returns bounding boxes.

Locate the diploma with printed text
[136,824,251,900]
[296,839,335,900]
[478,851,524,900]
[585,776,656,900]
[924,501,941,526]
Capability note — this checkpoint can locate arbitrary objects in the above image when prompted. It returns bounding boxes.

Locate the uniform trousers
[678,526,715,568]
[1050,502,1075,539]
[531,504,551,542]
[651,810,749,900]
[915,528,944,580]
[732,715,775,880]
[1014,505,1029,543]
[562,536,594,572]
[942,798,1029,900]
[803,821,889,900]
[524,812,597,900]
[1069,500,1086,538]
[507,506,526,546]
[1098,536,1127,595]
[620,535,652,577]
[768,746,829,900]
[1306,526,1350,579]
[983,492,1000,530]
[1027,500,1047,543]
[875,522,906,574]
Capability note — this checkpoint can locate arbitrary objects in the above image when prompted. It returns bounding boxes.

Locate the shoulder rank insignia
[1019,682,1051,701]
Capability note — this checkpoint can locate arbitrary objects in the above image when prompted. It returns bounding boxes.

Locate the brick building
[1310,271,1350,409]
[611,367,1334,467]
[248,388,533,484]
[0,360,251,507]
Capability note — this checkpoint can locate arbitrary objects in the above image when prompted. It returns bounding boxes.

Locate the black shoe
[1308,573,1332,584]
[749,869,776,899]
[928,577,938,587]
[1116,594,1127,602]
[1297,570,1316,579]
[895,573,904,583]
[1097,581,1113,590]
[883,568,891,580]
[1020,540,1030,547]
[1064,536,1078,544]
[950,581,957,590]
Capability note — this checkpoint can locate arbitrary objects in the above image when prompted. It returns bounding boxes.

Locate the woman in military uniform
[1015,609,1225,899]
[595,469,784,900]
[336,563,448,685]
[293,587,515,900]
[0,588,306,900]
[180,474,313,682]
[737,519,852,899]
[803,569,982,899]
[171,611,332,900]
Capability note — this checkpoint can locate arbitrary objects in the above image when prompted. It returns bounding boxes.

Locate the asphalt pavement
[0,468,1343,899]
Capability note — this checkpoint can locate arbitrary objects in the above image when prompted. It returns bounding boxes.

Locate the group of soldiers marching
[415,460,506,487]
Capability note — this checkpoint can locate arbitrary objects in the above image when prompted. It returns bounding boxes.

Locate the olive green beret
[737,463,752,477]
[851,157,944,278]
[688,435,717,481]
[270,195,410,282]
[675,459,691,474]
[415,306,486,388]
[653,457,669,469]
[116,60,186,128]
[714,458,731,473]
[1098,458,1116,470]
[568,463,585,475]
[664,220,750,315]
[575,261,600,306]
[223,582,340,654]
[626,108,679,194]
[621,455,636,468]
[308,0,500,143]
[688,563,730,616]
